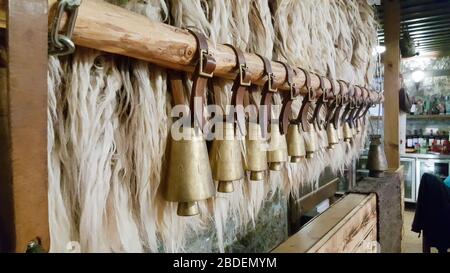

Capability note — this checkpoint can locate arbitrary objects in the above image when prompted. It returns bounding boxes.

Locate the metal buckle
[308,87,316,102]
[268,73,278,92]
[335,94,341,106]
[239,64,251,86]
[199,49,214,78]
[322,88,329,103]
[290,83,297,100]
[349,98,355,109]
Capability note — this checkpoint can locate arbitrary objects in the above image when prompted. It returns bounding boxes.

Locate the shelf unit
[407,115,450,120]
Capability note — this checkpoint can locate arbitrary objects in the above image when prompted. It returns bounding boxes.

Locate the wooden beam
[383,0,401,170]
[0,0,381,102]
[0,0,49,252]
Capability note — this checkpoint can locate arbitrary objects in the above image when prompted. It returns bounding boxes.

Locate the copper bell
[326,123,339,149]
[245,122,267,181]
[287,124,306,163]
[163,127,216,216]
[210,121,244,193]
[367,135,388,178]
[343,122,353,143]
[267,123,288,171]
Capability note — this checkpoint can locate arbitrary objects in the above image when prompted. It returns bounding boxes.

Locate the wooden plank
[295,178,339,214]
[311,194,377,253]
[353,227,378,253]
[0,1,4,29]
[0,0,381,102]
[289,178,339,234]
[1,0,49,252]
[383,0,401,169]
[0,58,12,252]
[273,193,377,253]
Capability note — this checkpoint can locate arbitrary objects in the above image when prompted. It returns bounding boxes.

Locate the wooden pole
[0,0,49,252]
[383,0,401,170]
[0,0,381,102]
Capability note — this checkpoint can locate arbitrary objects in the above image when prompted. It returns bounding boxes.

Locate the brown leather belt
[256,54,279,137]
[168,30,216,132]
[227,44,251,134]
[326,80,345,131]
[311,74,329,130]
[278,62,300,135]
[294,67,316,132]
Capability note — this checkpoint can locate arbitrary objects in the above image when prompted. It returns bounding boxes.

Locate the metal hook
[49,0,81,56]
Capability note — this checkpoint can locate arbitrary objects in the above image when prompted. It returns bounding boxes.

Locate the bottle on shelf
[429,130,435,147]
[406,134,413,149]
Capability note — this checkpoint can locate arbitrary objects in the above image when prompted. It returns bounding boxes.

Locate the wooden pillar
[383,0,401,170]
[0,0,49,252]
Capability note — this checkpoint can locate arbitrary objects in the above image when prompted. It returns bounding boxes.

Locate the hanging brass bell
[304,130,317,159]
[367,135,388,178]
[287,124,306,163]
[245,122,267,181]
[326,123,339,149]
[338,123,344,142]
[267,123,288,171]
[352,123,358,136]
[343,122,353,143]
[210,121,244,193]
[163,126,216,216]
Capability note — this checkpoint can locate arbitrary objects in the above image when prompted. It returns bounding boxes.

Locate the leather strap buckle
[239,64,251,86]
[199,49,214,78]
[317,74,328,103]
[267,72,277,92]
[289,83,297,100]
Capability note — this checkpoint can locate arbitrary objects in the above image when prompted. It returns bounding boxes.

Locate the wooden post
[383,0,401,170]
[0,0,49,252]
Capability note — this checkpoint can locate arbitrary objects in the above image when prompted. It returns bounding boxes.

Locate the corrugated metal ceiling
[377,0,450,56]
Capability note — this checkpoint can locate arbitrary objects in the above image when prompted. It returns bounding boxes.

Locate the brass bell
[287,124,306,163]
[245,122,267,181]
[338,123,344,142]
[267,123,288,171]
[163,126,216,216]
[356,121,362,133]
[304,130,317,159]
[343,122,353,143]
[210,121,244,193]
[326,123,339,149]
[352,123,358,136]
[367,135,388,178]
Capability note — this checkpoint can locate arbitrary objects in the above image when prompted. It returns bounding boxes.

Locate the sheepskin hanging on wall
[47,0,377,253]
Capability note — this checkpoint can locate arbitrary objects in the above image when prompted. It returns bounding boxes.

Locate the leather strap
[311,74,329,130]
[168,71,187,106]
[295,67,316,132]
[346,96,362,130]
[353,86,370,127]
[187,29,216,129]
[257,54,278,136]
[325,78,342,130]
[279,62,300,134]
[340,81,354,126]
[226,44,251,134]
